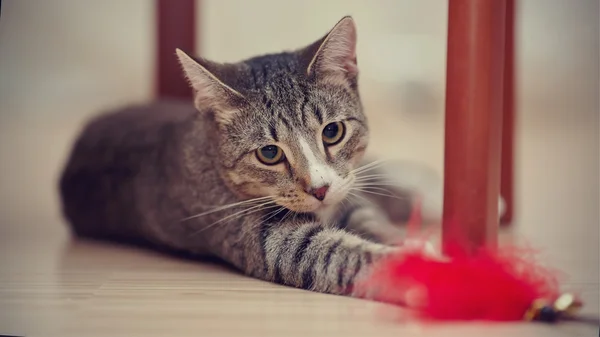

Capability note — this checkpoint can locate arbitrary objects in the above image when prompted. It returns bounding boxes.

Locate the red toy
[358,201,585,324]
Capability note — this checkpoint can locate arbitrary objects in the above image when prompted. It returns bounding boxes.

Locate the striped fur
[59,17,415,298]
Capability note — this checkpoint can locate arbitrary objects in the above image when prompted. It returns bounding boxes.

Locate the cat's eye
[322,122,345,145]
[256,145,285,165]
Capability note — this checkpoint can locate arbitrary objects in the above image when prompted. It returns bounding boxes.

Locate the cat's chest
[314,204,344,226]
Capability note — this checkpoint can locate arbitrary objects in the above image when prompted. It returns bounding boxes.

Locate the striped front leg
[260,221,395,296]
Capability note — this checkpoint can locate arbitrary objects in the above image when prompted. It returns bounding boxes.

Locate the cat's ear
[176,48,244,124]
[305,16,358,86]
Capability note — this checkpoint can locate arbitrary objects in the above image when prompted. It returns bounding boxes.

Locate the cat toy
[359,199,592,325]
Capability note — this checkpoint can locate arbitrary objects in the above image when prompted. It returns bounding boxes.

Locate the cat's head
[177,16,367,213]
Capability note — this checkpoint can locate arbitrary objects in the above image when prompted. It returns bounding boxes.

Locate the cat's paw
[398,238,446,261]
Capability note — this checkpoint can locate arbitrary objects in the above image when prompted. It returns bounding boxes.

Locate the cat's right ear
[176,48,244,124]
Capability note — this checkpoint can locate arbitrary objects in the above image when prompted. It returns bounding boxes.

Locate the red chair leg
[442,0,508,254]
[155,0,197,100]
[501,0,515,225]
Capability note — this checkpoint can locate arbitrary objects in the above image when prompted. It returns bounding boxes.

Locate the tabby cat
[59,16,425,298]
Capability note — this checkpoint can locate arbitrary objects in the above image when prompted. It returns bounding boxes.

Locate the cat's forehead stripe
[269,124,278,142]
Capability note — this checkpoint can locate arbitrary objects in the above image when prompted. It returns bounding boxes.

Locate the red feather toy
[358,198,585,324]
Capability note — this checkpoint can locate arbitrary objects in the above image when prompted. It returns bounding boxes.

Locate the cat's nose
[309,185,329,201]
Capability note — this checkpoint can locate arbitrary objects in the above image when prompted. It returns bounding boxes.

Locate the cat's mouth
[273,178,351,213]
[278,193,345,214]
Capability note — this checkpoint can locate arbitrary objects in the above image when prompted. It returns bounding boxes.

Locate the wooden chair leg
[501,0,515,225]
[155,0,197,100]
[442,0,508,254]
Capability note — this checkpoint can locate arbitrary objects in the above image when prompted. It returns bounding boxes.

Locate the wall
[0,0,155,124]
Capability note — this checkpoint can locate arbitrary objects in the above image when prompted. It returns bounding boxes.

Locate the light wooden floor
[0,120,598,337]
[1,228,598,337]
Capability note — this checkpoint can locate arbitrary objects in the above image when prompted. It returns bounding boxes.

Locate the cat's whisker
[350,159,388,175]
[347,191,372,205]
[352,175,408,186]
[353,176,403,184]
[351,165,379,176]
[335,200,345,219]
[246,206,285,231]
[261,206,287,225]
[355,158,388,170]
[353,184,403,190]
[352,182,406,188]
[211,201,279,226]
[338,179,357,192]
[335,198,355,221]
[278,206,295,225]
[351,166,382,176]
[182,196,273,221]
[350,188,408,201]
[246,206,288,240]
[278,211,291,225]
[352,163,383,176]
[191,205,281,237]
[352,185,411,199]
[351,186,395,195]
[190,201,279,236]
[353,180,401,186]
[353,176,388,182]
[184,200,271,222]
[339,199,349,212]
[353,173,394,181]
[197,195,273,208]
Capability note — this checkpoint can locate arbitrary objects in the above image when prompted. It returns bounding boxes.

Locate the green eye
[322,121,345,145]
[256,145,285,165]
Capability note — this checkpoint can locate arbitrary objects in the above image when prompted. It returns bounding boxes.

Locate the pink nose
[310,185,329,201]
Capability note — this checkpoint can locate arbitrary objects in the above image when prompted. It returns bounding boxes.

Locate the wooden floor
[1,228,597,337]
[0,120,598,337]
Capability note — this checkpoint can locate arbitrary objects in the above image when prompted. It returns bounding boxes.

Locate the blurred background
[0,0,598,280]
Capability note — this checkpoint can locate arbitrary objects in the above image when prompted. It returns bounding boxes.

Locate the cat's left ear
[305,16,358,86]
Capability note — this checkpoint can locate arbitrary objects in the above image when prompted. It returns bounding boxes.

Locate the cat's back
[77,100,197,151]
[59,100,199,244]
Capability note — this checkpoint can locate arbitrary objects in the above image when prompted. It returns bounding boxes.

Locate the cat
[59,16,433,298]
